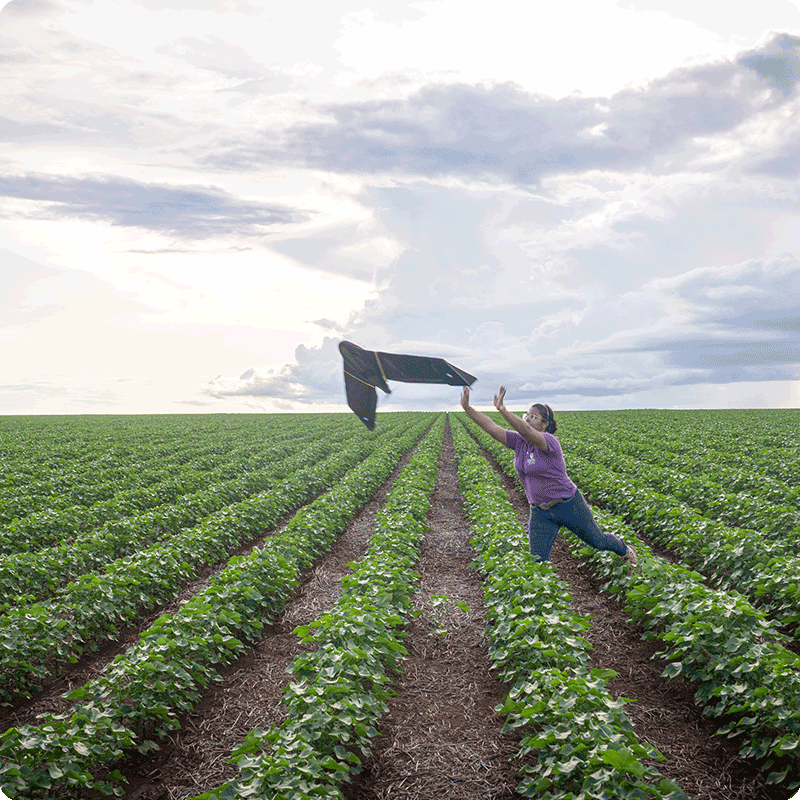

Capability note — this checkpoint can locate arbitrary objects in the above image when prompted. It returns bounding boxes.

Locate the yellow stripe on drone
[344,369,376,388]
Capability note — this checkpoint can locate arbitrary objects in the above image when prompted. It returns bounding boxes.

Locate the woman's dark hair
[533,403,557,434]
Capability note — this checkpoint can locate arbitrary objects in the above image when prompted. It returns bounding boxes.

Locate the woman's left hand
[493,386,506,411]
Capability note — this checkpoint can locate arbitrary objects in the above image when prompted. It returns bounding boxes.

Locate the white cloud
[333,0,744,99]
[2,1,800,415]
[0,173,308,236]
[202,33,800,193]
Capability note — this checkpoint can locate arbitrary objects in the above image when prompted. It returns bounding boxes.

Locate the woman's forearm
[464,403,494,431]
[505,408,546,448]
[494,390,548,450]
[461,387,507,444]
[498,405,526,434]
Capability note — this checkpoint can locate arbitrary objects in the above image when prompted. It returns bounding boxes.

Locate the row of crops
[0,409,798,797]
[0,413,435,796]
[471,408,800,793]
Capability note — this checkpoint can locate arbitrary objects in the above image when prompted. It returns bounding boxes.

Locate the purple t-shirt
[505,430,577,506]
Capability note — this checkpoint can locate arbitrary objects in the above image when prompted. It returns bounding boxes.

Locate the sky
[2,0,800,415]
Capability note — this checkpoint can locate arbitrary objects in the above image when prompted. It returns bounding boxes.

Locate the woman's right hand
[460,386,470,410]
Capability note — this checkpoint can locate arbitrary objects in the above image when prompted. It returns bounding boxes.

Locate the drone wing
[339,340,476,429]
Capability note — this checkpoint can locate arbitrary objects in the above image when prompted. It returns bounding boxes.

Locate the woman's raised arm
[460,386,507,446]
[493,387,549,451]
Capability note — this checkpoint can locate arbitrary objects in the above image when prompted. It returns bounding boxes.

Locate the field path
[347,419,774,800]
[480,431,774,800]
[115,435,422,799]
[345,420,523,799]
[493,453,775,799]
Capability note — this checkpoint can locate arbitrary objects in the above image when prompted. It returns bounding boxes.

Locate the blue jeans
[528,489,628,561]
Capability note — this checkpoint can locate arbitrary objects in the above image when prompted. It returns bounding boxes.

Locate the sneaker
[622,544,638,570]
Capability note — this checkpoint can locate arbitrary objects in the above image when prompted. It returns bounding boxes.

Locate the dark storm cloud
[0,174,309,237]
[207,33,800,183]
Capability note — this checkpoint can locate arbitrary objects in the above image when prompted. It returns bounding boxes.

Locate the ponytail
[534,403,558,434]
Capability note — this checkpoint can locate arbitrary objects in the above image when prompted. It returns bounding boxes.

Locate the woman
[460,385,637,569]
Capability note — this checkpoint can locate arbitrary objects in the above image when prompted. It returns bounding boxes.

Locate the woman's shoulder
[542,431,562,450]
[505,429,532,449]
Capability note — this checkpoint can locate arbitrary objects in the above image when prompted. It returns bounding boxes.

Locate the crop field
[0,408,798,800]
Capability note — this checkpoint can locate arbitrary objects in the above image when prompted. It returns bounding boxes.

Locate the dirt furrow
[116,442,421,800]
[482,438,778,800]
[0,494,329,734]
[345,420,524,800]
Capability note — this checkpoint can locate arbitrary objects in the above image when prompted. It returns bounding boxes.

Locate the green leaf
[589,668,618,682]
[601,747,646,776]
[766,767,789,784]
[74,741,91,757]
[662,662,683,678]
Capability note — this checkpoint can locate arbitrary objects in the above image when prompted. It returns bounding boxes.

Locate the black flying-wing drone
[339,340,477,429]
